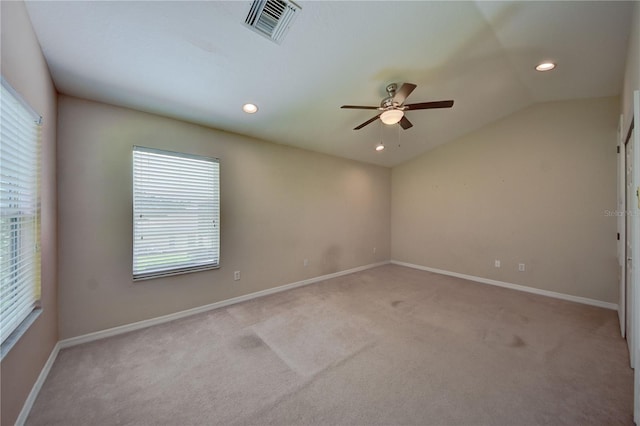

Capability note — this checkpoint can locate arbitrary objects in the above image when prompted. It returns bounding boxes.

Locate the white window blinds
[0,77,42,345]
[133,146,220,280]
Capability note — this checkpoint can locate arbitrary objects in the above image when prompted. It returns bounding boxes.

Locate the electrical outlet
[518,263,525,272]
[495,260,501,268]
[303,259,309,267]
[234,271,240,281]
[373,247,377,254]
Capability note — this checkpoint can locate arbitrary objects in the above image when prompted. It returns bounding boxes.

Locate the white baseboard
[59,261,390,349]
[391,260,618,311]
[15,342,61,426]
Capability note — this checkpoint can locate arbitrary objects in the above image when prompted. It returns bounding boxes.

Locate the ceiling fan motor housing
[381,98,396,109]
[385,83,398,96]
[382,83,400,109]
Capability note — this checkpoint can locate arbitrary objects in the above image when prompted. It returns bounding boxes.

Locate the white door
[631,90,640,425]
[633,123,640,426]
[619,114,627,338]
[627,130,635,367]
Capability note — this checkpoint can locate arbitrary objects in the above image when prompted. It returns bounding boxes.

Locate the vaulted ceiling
[25,1,634,167]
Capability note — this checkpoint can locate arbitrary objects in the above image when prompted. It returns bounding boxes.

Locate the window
[0,77,42,346]
[133,146,220,280]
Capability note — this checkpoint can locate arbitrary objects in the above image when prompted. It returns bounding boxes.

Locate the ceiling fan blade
[341,105,380,110]
[404,100,454,110]
[399,116,413,130]
[354,114,381,130]
[392,83,417,105]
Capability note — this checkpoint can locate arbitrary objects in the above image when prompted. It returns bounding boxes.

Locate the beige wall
[392,97,619,303]
[622,1,639,131]
[56,96,390,339]
[0,2,58,425]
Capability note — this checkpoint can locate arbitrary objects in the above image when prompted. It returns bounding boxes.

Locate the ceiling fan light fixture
[376,142,385,152]
[380,109,404,125]
[535,62,556,72]
[242,103,259,113]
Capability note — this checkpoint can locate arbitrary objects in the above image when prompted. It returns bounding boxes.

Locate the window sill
[133,264,220,282]
[1,308,43,361]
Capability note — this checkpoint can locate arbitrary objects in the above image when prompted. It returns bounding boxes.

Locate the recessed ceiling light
[242,103,258,114]
[535,62,556,72]
[376,142,385,152]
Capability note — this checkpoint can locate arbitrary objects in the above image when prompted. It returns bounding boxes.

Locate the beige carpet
[26,265,633,425]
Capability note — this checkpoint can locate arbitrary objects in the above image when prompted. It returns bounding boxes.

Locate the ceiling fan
[341,83,454,130]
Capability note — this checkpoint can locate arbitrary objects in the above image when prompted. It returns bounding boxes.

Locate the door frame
[619,113,627,338]
[632,90,640,425]
[626,122,635,368]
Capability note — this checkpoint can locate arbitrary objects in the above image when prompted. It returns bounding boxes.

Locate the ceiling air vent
[244,0,300,44]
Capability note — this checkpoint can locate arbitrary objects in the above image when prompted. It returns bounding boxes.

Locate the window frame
[0,76,43,357]
[132,146,220,281]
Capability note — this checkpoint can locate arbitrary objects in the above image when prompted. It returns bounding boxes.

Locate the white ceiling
[25,1,634,167]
